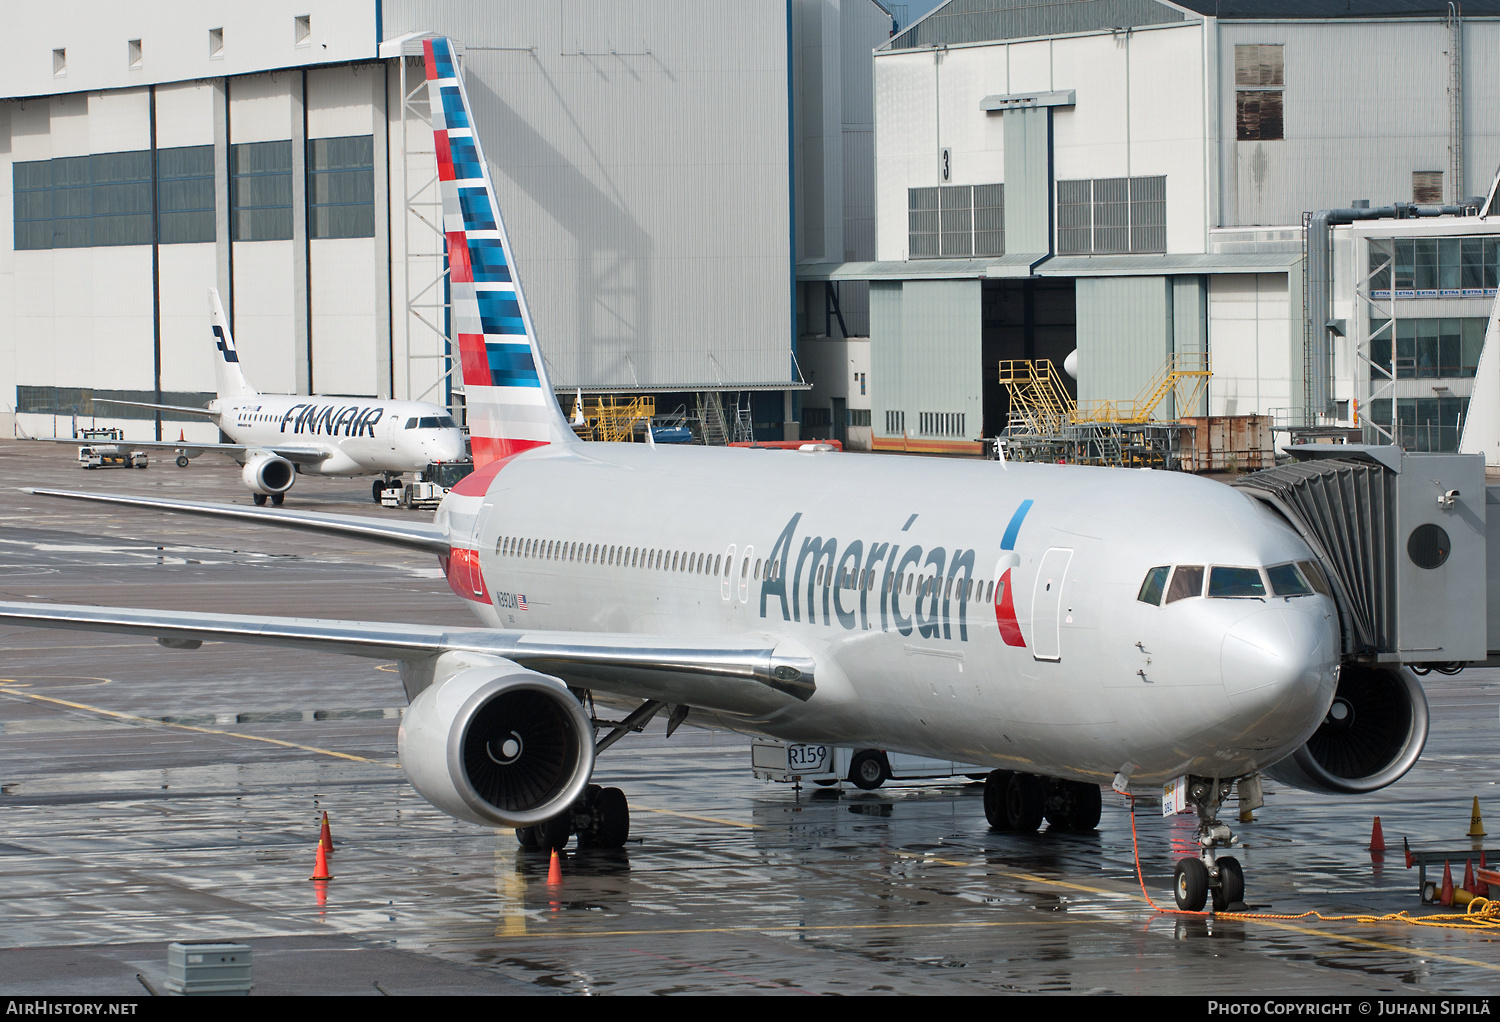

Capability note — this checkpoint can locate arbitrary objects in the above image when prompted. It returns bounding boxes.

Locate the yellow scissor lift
[997,353,1211,468]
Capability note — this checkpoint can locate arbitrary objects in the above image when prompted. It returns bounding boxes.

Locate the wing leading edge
[25,488,449,554]
[0,601,817,716]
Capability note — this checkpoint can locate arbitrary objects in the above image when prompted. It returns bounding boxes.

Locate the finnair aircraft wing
[26,488,447,553]
[0,602,817,712]
[27,437,332,464]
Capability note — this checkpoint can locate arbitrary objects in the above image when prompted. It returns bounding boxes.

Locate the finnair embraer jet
[0,38,1430,914]
[43,289,466,505]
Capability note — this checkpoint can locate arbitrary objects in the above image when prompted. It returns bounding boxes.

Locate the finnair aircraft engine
[242,451,295,496]
[398,661,595,827]
[1265,664,1429,795]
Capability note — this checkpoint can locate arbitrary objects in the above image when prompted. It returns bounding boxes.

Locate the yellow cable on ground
[1128,796,1500,932]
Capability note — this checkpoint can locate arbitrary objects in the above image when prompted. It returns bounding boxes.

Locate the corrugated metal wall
[383,0,796,389]
[870,278,983,439]
[1075,275,1170,410]
[1218,20,1500,227]
[889,0,1184,50]
[1003,107,1049,254]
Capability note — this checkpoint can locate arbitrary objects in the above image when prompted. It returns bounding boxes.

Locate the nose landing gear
[1173,776,1247,912]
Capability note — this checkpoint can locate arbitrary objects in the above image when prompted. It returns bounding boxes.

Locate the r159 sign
[787,744,830,772]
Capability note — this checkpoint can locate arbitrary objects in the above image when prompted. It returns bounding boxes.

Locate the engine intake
[1265,664,1429,795]
[398,663,594,827]
[242,452,295,495]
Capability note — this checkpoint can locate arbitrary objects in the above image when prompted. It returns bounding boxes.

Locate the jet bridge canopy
[1233,446,1487,664]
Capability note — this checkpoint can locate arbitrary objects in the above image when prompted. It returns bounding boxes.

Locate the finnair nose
[1220,603,1339,727]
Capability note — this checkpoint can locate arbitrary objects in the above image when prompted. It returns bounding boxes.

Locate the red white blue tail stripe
[423,38,576,467]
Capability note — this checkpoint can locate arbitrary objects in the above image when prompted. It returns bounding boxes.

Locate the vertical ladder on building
[698,393,729,446]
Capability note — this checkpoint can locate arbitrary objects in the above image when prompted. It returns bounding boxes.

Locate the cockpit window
[1266,563,1313,596]
[1298,560,1333,597]
[1165,565,1204,603]
[1137,566,1169,606]
[405,418,418,429]
[1208,566,1266,598]
[436,415,458,429]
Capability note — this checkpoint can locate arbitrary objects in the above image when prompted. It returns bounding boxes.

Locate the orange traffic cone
[1463,859,1477,895]
[1369,817,1386,854]
[178,429,185,443]
[547,848,562,886]
[1478,852,1490,899]
[1439,861,1454,906]
[309,838,334,881]
[1468,797,1486,838]
[319,811,334,854]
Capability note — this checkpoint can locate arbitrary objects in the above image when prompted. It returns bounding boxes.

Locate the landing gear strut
[1172,775,1246,912]
[515,697,684,852]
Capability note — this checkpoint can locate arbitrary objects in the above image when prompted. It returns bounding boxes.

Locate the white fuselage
[211,396,467,475]
[434,444,1342,789]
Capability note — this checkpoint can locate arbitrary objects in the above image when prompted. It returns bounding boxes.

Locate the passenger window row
[495,533,1002,606]
[1137,560,1331,606]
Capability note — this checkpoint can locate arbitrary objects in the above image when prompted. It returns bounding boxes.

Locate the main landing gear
[983,770,1102,832]
[1172,776,1246,913]
[514,697,690,853]
[250,493,285,506]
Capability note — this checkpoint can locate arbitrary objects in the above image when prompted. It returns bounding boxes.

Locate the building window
[908,183,1003,260]
[1370,237,1500,294]
[1369,318,1486,379]
[53,48,66,77]
[231,141,293,241]
[295,15,312,46]
[307,135,375,239]
[13,161,52,251]
[13,151,153,249]
[1367,396,1468,453]
[128,39,143,69]
[209,27,224,58]
[885,410,905,435]
[1057,176,1165,255]
[803,407,833,427]
[919,411,965,437]
[1413,171,1443,204]
[157,145,215,244]
[1235,44,1284,141]
[849,408,871,427]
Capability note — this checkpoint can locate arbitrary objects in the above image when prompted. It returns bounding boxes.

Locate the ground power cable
[1126,794,1500,931]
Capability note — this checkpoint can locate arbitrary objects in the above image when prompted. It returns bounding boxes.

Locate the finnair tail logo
[212,325,239,364]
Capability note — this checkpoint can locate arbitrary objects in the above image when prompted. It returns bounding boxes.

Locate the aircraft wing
[25,488,449,554]
[0,601,818,712]
[89,398,220,420]
[26,437,331,464]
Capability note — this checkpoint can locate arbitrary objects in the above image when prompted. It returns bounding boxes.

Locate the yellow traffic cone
[1469,797,1487,839]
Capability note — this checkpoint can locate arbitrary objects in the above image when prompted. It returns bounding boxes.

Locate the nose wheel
[1172,775,1247,912]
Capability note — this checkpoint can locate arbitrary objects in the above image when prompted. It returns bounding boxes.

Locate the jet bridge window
[1137,566,1170,605]
[1266,563,1313,597]
[1165,565,1204,603]
[1208,566,1266,599]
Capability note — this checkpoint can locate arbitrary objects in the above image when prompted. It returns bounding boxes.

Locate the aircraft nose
[1220,603,1338,723]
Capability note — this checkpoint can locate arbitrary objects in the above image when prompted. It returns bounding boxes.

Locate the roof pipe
[1303,198,1485,424]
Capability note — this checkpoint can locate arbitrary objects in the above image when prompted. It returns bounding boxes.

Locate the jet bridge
[1234,445,1488,667]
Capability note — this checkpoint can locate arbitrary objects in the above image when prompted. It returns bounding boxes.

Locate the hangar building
[0,0,893,444]
[794,0,1500,455]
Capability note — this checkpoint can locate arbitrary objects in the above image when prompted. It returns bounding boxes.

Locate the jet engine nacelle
[1264,664,1429,795]
[398,663,595,827]
[242,452,296,495]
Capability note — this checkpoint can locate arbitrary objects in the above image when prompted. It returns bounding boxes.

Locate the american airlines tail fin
[422,38,578,467]
[209,288,256,401]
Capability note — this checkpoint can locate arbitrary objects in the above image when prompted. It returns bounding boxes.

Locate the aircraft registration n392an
[0,37,1431,913]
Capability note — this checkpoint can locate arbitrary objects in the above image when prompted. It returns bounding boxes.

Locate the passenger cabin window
[1165,565,1204,603]
[1208,566,1266,598]
[1137,566,1170,605]
[1266,563,1313,597]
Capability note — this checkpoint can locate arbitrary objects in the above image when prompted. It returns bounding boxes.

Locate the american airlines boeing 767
[0,38,1429,913]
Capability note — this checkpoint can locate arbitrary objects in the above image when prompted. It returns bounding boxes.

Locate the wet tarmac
[0,439,1497,995]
